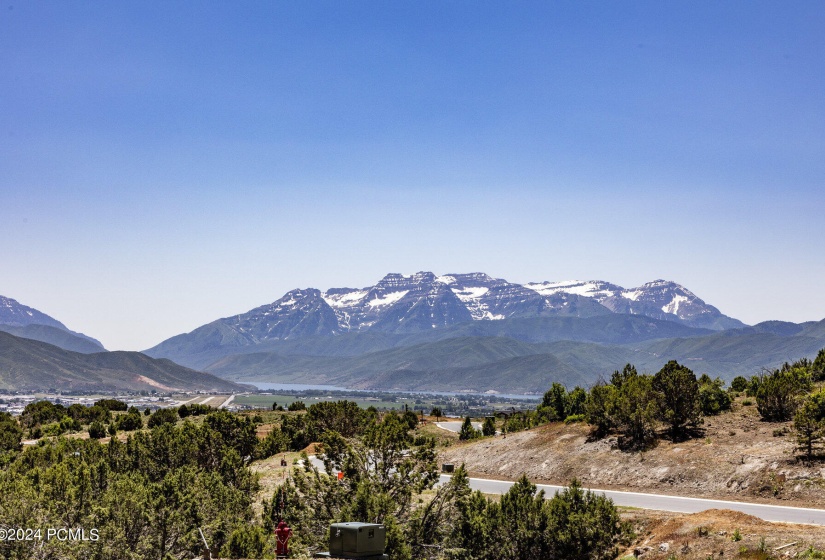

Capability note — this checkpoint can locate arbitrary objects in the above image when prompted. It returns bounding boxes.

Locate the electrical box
[329,522,386,558]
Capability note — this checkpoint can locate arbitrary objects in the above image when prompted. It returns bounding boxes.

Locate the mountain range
[4,274,824,394]
[142,272,825,392]
[0,295,241,392]
[0,295,105,352]
[146,273,742,363]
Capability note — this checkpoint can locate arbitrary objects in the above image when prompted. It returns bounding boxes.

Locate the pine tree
[794,393,825,459]
[482,417,496,436]
[813,348,825,382]
[653,360,700,440]
[458,417,480,441]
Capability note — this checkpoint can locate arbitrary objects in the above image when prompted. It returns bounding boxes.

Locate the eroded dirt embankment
[440,403,825,508]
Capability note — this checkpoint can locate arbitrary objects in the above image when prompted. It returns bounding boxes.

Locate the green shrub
[94,398,127,412]
[221,525,269,558]
[88,421,106,439]
[0,412,23,453]
[564,414,585,424]
[255,427,290,460]
[730,376,748,393]
[116,411,143,431]
[698,375,732,415]
[756,366,811,421]
[147,407,179,428]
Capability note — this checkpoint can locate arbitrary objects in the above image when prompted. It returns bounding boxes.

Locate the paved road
[308,455,825,525]
[436,421,482,433]
[438,475,825,526]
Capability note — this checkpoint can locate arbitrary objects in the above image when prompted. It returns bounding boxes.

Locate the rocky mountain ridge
[150,272,742,354]
[0,295,105,352]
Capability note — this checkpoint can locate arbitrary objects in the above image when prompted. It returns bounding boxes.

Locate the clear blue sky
[2,1,824,350]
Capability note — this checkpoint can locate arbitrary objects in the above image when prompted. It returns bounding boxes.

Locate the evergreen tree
[545,479,627,560]
[147,407,178,428]
[458,417,481,441]
[613,374,658,449]
[653,360,700,440]
[813,348,825,382]
[88,421,106,439]
[698,375,732,416]
[449,477,626,560]
[539,383,568,421]
[482,416,496,436]
[729,376,747,392]
[565,386,588,417]
[757,366,812,421]
[306,400,369,439]
[610,364,638,388]
[584,383,617,438]
[116,409,143,431]
[794,393,825,459]
[0,412,22,454]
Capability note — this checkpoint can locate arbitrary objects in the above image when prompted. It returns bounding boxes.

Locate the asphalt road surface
[438,474,825,526]
[308,448,825,525]
[436,421,482,432]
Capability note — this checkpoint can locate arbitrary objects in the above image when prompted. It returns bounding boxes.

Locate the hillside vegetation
[442,349,825,508]
[0,331,244,392]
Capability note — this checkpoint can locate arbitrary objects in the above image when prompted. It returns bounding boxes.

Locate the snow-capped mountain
[0,295,69,330]
[525,279,744,330]
[600,279,744,330]
[226,288,341,340]
[322,272,472,333]
[146,272,744,365]
[524,280,623,303]
[0,295,105,352]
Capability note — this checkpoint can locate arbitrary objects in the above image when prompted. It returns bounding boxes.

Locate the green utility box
[328,522,386,558]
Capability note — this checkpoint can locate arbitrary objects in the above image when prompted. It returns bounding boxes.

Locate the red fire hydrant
[275,521,292,557]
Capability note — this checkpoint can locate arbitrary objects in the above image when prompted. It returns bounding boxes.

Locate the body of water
[245,382,540,400]
[248,382,349,392]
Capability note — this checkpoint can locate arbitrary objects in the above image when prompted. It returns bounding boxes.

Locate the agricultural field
[233,389,538,416]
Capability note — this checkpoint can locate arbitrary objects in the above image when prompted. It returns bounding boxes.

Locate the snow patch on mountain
[435,275,457,285]
[452,286,490,301]
[622,290,643,301]
[662,294,689,315]
[526,280,619,301]
[323,289,368,308]
[368,290,409,307]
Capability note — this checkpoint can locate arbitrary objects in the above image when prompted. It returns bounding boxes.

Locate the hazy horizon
[3,2,824,350]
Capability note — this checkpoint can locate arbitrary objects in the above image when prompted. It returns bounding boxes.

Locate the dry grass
[621,508,825,559]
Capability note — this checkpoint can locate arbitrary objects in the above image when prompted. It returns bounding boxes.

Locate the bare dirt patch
[622,508,825,559]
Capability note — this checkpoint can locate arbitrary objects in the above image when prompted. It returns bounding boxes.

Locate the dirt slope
[620,508,825,559]
[441,401,825,508]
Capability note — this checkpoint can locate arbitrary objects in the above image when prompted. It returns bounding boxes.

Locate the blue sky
[2,1,824,350]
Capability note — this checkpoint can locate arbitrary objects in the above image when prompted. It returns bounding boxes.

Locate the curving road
[310,428,825,526]
[440,475,825,525]
[436,421,482,432]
